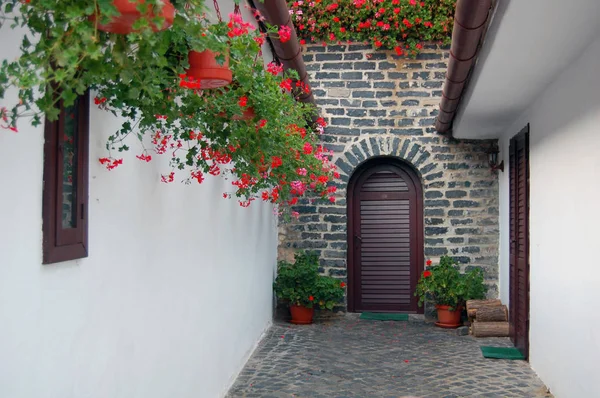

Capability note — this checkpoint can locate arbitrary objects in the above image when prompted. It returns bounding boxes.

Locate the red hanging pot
[186,50,233,89]
[232,107,256,121]
[92,0,175,35]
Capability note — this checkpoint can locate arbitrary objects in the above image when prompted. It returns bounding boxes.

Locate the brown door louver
[509,125,530,358]
[348,161,423,313]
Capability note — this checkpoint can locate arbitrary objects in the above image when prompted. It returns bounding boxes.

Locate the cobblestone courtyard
[227,315,551,397]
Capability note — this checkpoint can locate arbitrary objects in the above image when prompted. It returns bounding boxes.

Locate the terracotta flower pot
[232,107,256,121]
[92,0,175,35]
[435,304,463,328]
[290,304,314,325]
[186,50,233,89]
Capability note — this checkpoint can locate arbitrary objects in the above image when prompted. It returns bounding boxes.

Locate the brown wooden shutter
[42,92,90,264]
[509,125,530,358]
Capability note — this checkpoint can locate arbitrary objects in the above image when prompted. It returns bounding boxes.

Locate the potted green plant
[415,256,487,328]
[273,251,345,324]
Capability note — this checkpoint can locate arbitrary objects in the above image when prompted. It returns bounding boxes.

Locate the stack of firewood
[466,299,510,337]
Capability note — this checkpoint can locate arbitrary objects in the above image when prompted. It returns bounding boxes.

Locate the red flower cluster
[99,157,123,170]
[191,170,204,184]
[94,96,107,105]
[0,107,17,132]
[161,172,175,183]
[178,74,202,89]
[136,153,152,162]
[227,13,255,38]
[266,62,284,75]
[278,25,292,43]
[423,270,432,278]
[288,0,455,54]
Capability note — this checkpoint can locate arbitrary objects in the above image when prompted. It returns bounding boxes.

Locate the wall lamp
[486,144,504,172]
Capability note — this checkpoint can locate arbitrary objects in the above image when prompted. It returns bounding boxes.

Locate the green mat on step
[359,312,409,321]
[481,346,526,360]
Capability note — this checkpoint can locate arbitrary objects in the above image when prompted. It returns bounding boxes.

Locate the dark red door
[509,125,530,358]
[348,161,423,313]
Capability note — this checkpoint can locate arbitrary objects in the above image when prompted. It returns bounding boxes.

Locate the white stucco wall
[0,6,277,398]
[498,35,600,397]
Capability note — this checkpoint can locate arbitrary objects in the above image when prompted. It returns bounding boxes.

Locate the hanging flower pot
[232,107,256,121]
[92,0,175,35]
[186,50,233,89]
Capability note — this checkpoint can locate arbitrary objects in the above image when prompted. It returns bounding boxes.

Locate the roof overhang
[450,0,600,139]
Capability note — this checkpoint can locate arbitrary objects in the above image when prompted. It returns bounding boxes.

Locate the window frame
[42,92,90,264]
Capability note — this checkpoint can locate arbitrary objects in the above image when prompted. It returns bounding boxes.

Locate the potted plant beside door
[274,251,345,324]
[415,256,487,328]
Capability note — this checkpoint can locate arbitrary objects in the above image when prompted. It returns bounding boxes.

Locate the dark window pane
[61,100,79,229]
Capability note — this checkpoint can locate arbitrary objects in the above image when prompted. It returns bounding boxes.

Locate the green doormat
[480,346,526,360]
[359,312,409,321]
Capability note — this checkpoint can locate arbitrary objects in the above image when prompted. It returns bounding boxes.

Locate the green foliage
[273,251,345,309]
[0,0,337,210]
[288,0,456,55]
[414,255,487,310]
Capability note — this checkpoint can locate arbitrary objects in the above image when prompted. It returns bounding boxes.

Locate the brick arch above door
[333,137,438,186]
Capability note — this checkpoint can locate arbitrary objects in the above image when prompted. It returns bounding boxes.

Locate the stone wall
[278,43,500,303]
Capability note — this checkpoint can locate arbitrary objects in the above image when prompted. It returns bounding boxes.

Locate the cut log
[466,299,503,319]
[472,321,510,337]
[466,299,502,311]
[476,305,508,322]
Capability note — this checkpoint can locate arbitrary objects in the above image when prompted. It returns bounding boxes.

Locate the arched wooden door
[348,160,423,313]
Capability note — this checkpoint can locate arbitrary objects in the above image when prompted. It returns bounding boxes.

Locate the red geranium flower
[340,282,346,288]
[423,270,432,278]
[426,259,432,266]
[309,295,314,301]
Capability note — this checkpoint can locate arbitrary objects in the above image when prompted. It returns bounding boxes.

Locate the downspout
[435,0,493,134]
[250,0,315,105]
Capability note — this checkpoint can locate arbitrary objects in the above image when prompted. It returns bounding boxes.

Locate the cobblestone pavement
[227,315,551,398]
